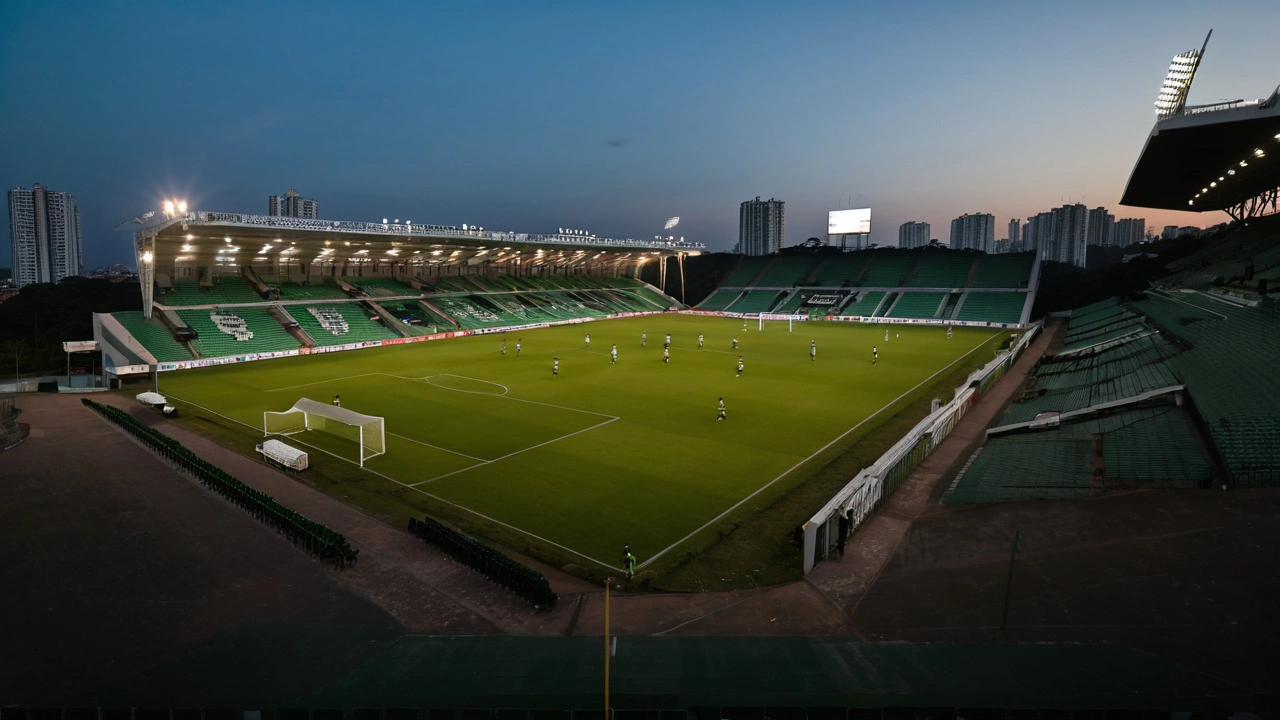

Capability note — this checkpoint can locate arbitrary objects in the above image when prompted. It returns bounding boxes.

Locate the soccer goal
[264,398,386,467]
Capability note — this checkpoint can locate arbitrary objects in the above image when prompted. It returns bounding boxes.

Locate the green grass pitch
[159,314,1002,571]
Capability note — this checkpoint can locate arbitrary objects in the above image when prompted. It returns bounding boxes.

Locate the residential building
[268,188,319,219]
[1162,225,1180,240]
[949,213,995,253]
[1086,207,1115,247]
[8,183,83,288]
[738,197,785,256]
[898,221,930,248]
[1114,218,1146,247]
[1007,218,1021,253]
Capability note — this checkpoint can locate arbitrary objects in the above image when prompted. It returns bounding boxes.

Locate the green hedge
[81,399,358,568]
[408,516,557,610]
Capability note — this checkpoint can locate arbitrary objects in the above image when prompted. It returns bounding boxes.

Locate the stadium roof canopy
[1121,96,1280,215]
[1121,32,1280,218]
[133,211,703,270]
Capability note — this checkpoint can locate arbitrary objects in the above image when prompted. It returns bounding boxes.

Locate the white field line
[635,330,1003,570]
[409,416,618,486]
[423,373,509,396]
[386,431,487,462]
[386,373,617,420]
[265,372,387,393]
[163,394,623,572]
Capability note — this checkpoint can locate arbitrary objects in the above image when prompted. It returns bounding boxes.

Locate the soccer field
[159,314,1002,572]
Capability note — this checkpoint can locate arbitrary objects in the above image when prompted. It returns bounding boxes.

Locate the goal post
[264,398,386,467]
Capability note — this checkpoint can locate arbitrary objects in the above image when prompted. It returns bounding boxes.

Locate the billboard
[828,208,871,235]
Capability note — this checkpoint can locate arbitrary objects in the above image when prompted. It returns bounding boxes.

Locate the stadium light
[177,201,187,213]
[163,201,174,214]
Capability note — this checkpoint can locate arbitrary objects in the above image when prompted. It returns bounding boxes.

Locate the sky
[2,0,1277,269]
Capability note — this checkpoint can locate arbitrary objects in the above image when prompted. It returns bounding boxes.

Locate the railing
[802,322,1042,573]
[192,212,704,251]
[81,398,359,567]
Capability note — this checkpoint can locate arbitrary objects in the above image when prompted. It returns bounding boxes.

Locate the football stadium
[90,210,1038,576]
[5,26,1280,718]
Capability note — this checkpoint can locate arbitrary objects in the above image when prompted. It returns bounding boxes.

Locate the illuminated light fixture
[1219,177,1225,181]
[1203,188,1209,193]
[177,201,187,213]
[1188,200,1194,206]
[1154,33,1210,119]
[1228,169,1236,175]
[1254,148,1265,157]
[1241,161,1249,167]
[274,238,282,243]
[186,234,194,240]
[383,218,388,224]
[1210,182,1216,187]
[141,251,153,263]
[225,236,232,242]
[163,201,174,214]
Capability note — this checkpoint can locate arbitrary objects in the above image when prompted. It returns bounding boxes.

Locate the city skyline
[2,1,1276,270]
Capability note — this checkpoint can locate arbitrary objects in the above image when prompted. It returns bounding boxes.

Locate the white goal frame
[263,397,386,467]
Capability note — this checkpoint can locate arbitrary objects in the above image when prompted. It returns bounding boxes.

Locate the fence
[803,322,1042,573]
[81,399,359,568]
[408,516,557,610]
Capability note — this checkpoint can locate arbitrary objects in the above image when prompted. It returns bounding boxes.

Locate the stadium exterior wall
[801,321,1043,574]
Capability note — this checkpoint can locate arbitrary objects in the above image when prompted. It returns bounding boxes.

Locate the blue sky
[2,0,1277,268]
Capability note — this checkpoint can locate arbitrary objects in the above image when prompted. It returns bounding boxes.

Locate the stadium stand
[968,252,1036,288]
[903,252,975,288]
[110,311,194,362]
[161,276,261,306]
[841,291,886,317]
[345,276,417,297]
[726,290,783,314]
[886,292,946,319]
[720,257,772,287]
[954,292,1026,324]
[291,305,398,346]
[1131,290,1280,487]
[813,254,869,287]
[857,254,916,287]
[753,256,820,287]
[696,289,744,311]
[178,308,301,357]
[944,291,1244,504]
[272,281,349,301]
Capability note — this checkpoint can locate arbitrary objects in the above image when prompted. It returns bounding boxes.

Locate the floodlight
[163,201,174,214]
[141,251,153,263]
[177,201,187,213]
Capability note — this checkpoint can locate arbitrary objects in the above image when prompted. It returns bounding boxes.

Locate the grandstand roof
[1120,91,1280,213]
[136,211,702,270]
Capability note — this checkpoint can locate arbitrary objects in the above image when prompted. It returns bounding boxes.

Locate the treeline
[0,277,141,375]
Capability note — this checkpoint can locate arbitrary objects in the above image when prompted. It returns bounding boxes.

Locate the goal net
[264,398,386,467]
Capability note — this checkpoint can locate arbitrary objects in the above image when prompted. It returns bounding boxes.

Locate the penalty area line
[409,416,618,486]
[163,393,624,573]
[265,372,387,393]
[635,330,1003,571]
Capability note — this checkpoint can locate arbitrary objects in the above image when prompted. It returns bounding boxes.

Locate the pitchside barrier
[802,321,1042,574]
